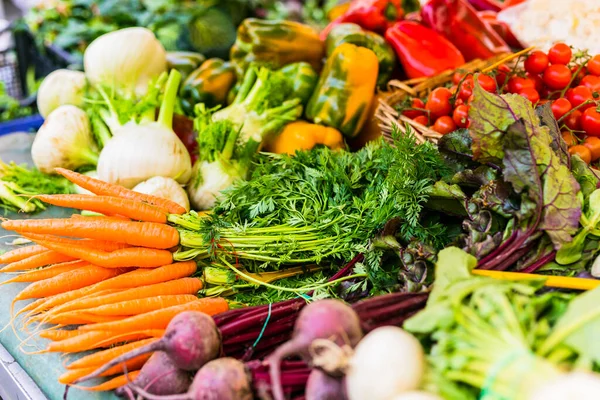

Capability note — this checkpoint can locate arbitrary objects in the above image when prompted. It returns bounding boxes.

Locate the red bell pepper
[467,0,503,12]
[320,0,404,39]
[421,0,510,61]
[478,10,524,49]
[502,0,526,8]
[385,21,466,79]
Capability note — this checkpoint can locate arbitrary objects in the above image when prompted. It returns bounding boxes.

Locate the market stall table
[0,132,116,400]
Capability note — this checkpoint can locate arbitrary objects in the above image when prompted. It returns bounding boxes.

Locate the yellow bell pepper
[264,121,345,155]
[347,93,383,150]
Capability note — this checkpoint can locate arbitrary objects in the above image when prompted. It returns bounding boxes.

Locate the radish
[115,352,191,397]
[129,357,253,400]
[74,311,221,385]
[528,372,600,400]
[305,369,347,400]
[345,326,425,400]
[391,392,443,400]
[268,299,363,400]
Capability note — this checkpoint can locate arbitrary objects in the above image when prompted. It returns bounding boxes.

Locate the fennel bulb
[37,69,87,118]
[187,160,241,211]
[97,70,192,189]
[84,27,167,97]
[31,105,99,174]
[134,176,190,212]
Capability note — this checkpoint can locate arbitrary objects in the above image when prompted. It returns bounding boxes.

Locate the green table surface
[0,133,116,400]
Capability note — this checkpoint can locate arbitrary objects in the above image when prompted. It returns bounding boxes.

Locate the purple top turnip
[305,369,347,400]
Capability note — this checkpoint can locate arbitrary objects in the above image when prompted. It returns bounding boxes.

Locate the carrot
[1,260,89,285]
[2,218,179,249]
[39,329,81,342]
[45,312,126,325]
[71,214,131,221]
[26,237,173,269]
[67,338,157,369]
[36,194,168,223]
[78,370,140,392]
[45,330,165,353]
[55,168,186,215]
[59,353,151,384]
[49,277,203,316]
[1,251,76,273]
[74,294,200,316]
[20,233,130,251]
[79,298,229,333]
[0,245,47,264]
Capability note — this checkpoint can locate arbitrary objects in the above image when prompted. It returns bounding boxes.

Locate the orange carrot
[55,168,186,215]
[2,218,179,249]
[45,330,165,352]
[78,370,140,392]
[79,298,229,333]
[59,353,151,384]
[67,338,157,369]
[50,277,202,316]
[39,329,81,342]
[25,237,173,269]
[36,194,168,223]
[75,295,199,316]
[71,214,131,221]
[1,260,89,285]
[45,312,126,325]
[20,233,130,251]
[0,245,47,264]
[1,251,76,273]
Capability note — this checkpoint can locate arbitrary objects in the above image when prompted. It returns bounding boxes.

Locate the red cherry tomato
[551,98,572,120]
[518,88,540,104]
[413,115,429,126]
[477,74,497,93]
[543,64,572,90]
[563,109,582,131]
[458,77,474,101]
[587,55,600,76]
[426,87,453,119]
[571,65,587,83]
[581,75,600,93]
[432,116,457,135]
[452,71,470,85]
[584,136,600,161]
[524,51,549,74]
[507,76,536,94]
[452,104,470,128]
[581,107,600,137]
[526,73,544,92]
[567,85,594,109]
[548,43,572,65]
[495,65,511,90]
[402,98,426,119]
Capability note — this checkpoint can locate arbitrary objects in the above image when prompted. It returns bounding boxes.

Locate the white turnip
[528,371,600,400]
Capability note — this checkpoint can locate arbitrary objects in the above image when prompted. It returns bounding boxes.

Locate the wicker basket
[375,47,533,144]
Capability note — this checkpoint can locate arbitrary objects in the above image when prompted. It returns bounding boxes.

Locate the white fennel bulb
[97,70,192,189]
[529,372,600,400]
[133,176,190,212]
[31,105,99,174]
[187,160,241,211]
[37,69,87,118]
[346,326,425,400]
[84,27,167,96]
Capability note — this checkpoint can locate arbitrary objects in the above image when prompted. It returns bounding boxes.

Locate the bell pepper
[325,23,396,87]
[420,0,511,61]
[278,62,319,106]
[478,10,524,49]
[264,121,345,155]
[327,1,352,21]
[180,58,237,114]
[230,18,325,77]
[306,43,379,138]
[166,52,206,79]
[347,93,383,150]
[502,0,526,8]
[384,21,465,79]
[467,0,503,12]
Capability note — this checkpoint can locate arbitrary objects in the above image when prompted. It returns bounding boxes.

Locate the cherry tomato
[413,115,429,126]
[581,108,600,137]
[569,145,592,164]
[526,73,544,92]
[561,131,578,146]
[458,77,474,101]
[543,64,572,90]
[563,109,582,131]
[477,74,497,93]
[402,98,426,119]
[524,51,549,74]
[432,116,457,135]
[548,43,572,65]
[581,75,600,93]
[567,85,594,109]
[551,98,572,120]
[571,65,587,83]
[426,87,453,119]
[452,104,469,128]
[588,55,600,76]
[454,98,465,106]
[452,71,469,85]
[584,136,600,161]
[518,88,540,104]
[507,76,535,94]
[495,65,511,90]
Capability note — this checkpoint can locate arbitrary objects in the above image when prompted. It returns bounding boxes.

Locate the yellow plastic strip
[471,269,600,291]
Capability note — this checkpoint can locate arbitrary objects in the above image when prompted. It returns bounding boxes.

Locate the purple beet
[130,357,253,400]
[267,299,363,400]
[73,311,221,385]
[305,369,347,400]
[115,352,191,397]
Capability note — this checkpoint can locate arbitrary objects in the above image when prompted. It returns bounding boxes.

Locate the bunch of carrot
[0,168,229,391]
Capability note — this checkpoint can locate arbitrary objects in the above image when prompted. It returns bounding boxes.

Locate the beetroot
[73,311,221,385]
[305,369,347,400]
[267,299,363,400]
[130,357,253,400]
[115,352,191,397]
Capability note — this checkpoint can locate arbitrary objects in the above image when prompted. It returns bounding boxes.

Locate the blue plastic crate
[0,114,43,136]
